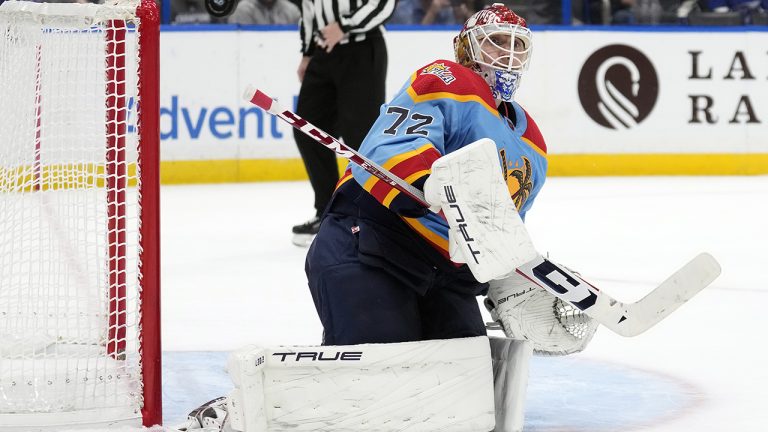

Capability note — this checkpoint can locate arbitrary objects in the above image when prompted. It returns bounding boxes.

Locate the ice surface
[24,176,768,431]
[158,177,768,431]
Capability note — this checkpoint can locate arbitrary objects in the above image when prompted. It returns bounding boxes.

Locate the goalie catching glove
[485,270,598,356]
[423,138,537,283]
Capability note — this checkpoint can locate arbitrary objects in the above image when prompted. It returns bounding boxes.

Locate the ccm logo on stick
[272,351,363,362]
[444,185,481,264]
[531,259,598,310]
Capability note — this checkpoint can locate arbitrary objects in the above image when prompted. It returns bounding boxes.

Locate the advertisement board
[159,28,768,181]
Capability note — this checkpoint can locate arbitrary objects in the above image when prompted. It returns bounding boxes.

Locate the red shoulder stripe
[408,60,496,110]
[522,109,547,154]
[366,146,441,206]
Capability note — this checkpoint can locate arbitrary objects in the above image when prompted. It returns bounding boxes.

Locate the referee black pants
[294,37,387,217]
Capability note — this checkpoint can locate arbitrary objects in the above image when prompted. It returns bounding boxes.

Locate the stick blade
[610,252,721,337]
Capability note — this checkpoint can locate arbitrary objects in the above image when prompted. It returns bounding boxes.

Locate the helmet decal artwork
[454,3,532,102]
[495,69,520,102]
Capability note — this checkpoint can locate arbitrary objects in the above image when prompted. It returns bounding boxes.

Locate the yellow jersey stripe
[406,86,499,117]
[381,168,431,207]
[402,216,449,252]
[521,136,547,158]
[362,143,437,192]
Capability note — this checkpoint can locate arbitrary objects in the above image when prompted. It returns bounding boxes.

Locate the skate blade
[291,233,316,247]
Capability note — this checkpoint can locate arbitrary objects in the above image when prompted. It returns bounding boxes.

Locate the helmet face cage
[466,23,532,73]
[454,4,532,102]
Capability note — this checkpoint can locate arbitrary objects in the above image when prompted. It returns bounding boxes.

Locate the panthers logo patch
[500,150,533,210]
[421,63,456,85]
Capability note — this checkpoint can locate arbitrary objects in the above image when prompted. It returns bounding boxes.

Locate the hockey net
[0,0,160,429]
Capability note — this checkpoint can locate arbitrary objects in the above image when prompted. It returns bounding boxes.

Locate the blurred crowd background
[0,0,765,26]
[167,0,768,26]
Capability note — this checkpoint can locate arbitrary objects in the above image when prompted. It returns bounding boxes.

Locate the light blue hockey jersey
[337,59,548,258]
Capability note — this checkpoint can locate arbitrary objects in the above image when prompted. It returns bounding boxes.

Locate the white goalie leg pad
[489,337,533,432]
[226,337,496,432]
[424,138,537,282]
[486,271,598,356]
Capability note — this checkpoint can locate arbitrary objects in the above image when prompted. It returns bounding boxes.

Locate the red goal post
[0,0,160,429]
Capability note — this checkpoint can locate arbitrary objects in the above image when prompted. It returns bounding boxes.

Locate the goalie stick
[514,253,720,337]
[243,86,429,208]
[243,86,722,337]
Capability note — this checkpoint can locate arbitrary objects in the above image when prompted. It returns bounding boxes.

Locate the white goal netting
[0,0,159,429]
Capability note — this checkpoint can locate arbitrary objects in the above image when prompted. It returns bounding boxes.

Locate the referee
[291,0,395,246]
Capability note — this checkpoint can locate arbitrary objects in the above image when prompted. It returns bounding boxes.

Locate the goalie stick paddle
[242,86,429,208]
[243,86,722,337]
[515,253,722,337]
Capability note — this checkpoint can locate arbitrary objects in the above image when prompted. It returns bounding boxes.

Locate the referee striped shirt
[300,0,396,55]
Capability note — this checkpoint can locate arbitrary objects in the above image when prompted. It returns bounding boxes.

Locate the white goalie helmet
[454,3,533,102]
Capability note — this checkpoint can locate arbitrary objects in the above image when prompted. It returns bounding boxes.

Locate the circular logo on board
[578,45,659,130]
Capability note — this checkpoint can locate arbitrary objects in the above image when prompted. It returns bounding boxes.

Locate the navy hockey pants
[305,212,487,346]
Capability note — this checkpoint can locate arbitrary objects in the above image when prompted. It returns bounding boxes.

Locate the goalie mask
[454,3,532,103]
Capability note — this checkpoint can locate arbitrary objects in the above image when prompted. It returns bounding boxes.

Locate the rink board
[155,28,768,181]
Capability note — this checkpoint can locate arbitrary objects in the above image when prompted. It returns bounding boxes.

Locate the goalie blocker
[424,138,537,283]
[196,337,532,432]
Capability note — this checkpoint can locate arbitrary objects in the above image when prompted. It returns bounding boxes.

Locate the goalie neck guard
[453,3,532,103]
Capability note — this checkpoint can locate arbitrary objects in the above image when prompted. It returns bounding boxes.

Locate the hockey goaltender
[172,3,720,432]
